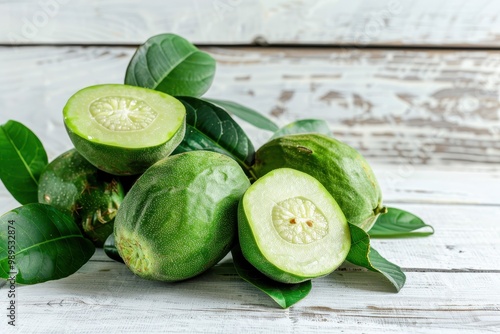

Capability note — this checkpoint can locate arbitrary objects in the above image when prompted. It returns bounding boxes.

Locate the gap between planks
[86,257,500,274]
[84,202,500,272]
[3,0,500,49]
[2,260,498,334]
[4,43,500,51]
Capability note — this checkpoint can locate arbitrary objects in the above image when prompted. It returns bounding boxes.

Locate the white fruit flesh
[242,168,350,277]
[64,84,185,148]
[89,96,157,131]
[272,197,329,244]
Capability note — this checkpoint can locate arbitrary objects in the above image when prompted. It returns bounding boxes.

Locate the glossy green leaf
[0,120,48,204]
[270,119,331,140]
[0,203,95,284]
[125,33,216,97]
[231,243,312,309]
[346,223,406,292]
[104,234,124,263]
[173,97,255,172]
[369,207,434,238]
[204,98,279,132]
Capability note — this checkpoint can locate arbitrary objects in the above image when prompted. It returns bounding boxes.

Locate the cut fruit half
[238,168,351,284]
[63,84,186,175]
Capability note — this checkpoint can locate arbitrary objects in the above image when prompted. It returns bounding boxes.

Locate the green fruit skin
[252,134,386,231]
[38,149,125,247]
[114,151,251,282]
[65,118,185,176]
[238,201,328,284]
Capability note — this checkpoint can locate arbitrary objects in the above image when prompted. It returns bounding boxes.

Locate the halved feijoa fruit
[252,134,386,231]
[238,168,351,284]
[63,84,186,175]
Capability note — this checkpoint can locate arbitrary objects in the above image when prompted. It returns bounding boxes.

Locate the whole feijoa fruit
[238,168,351,284]
[114,151,250,282]
[63,84,186,175]
[38,149,124,247]
[252,133,386,231]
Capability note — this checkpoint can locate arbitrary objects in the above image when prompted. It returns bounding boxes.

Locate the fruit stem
[374,205,388,215]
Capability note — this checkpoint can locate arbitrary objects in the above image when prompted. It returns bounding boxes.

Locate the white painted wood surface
[2,46,500,215]
[1,2,500,333]
[1,47,499,167]
[3,0,500,47]
[2,257,499,334]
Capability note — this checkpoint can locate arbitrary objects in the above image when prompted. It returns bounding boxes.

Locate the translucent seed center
[89,96,157,131]
[272,197,329,244]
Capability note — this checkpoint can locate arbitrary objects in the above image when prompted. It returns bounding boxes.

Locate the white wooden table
[1,1,499,333]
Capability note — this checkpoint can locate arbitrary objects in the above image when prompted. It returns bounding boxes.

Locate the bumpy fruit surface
[252,134,386,231]
[114,151,250,282]
[38,149,124,247]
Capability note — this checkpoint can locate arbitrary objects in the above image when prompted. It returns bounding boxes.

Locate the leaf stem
[247,166,259,184]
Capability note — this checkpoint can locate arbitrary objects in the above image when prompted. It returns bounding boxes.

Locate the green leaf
[0,120,48,204]
[270,119,331,140]
[204,98,279,132]
[125,33,216,97]
[104,234,124,263]
[173,97,255,172]
[0,203,95,284]
[369,207,434,238]
[346,223,406,292]
[231,243,312,308]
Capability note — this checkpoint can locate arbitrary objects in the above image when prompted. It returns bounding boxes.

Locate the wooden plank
[2,46,500,213]
[368,204,500,272]
[208,47,500,166]
[2,165,499,214]
[3,0,500,47]
[88,203,500,272]
[0,46,499,167]
[374,166,500,206]
[1,257,498,333]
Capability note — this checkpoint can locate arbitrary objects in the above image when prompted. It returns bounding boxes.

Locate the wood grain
[1,255,498,333]
[2,164,499,214]
[86,203,500,272]
[1,41,499,333]
[1,46,500,213]
[208,47,500,166]
[0,46,499,167]
[3,0,500,47]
